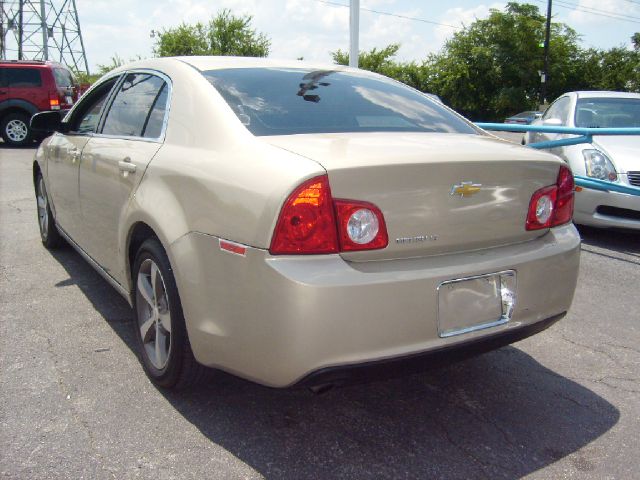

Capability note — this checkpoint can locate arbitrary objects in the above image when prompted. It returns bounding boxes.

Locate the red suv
[0,60,79,146]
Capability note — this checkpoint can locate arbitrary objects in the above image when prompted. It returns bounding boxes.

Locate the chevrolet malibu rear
[33,57,580,389]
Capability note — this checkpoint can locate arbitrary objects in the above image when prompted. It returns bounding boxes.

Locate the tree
[422,3,586,120]
[154,9,270,57]
[331,44,430,92]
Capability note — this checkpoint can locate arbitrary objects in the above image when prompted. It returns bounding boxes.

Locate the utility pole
[540,0,552,107]
[0,0,89,74]
[349,0,359,68]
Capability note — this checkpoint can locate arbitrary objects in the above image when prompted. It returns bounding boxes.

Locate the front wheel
[132,238,207,389]
[1,112,33,147]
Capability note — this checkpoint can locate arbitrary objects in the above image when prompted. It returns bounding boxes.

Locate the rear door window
[101,73,168,139]
[6,68,42,87]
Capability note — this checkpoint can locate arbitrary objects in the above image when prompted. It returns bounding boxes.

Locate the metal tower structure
[0,0,89,74]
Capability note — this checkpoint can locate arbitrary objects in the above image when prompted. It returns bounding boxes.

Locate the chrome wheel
[136,258,172,370]
[6,118,28,142]
[36,177,49,239]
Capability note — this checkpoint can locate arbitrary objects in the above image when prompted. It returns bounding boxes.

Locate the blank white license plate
[437,271,516,338]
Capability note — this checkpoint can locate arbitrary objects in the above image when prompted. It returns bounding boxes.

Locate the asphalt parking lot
[1,144,639,479]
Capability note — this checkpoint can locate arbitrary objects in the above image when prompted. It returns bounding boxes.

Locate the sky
[60,0,640,72]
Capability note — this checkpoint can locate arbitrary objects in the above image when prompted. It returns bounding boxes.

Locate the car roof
[174,56,351,72]
[570,91,640,99]
[0,59,70,69]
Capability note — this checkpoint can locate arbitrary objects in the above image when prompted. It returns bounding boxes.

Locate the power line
[555,0,640,22]
[523,0,640,24]
[311,0,460,29]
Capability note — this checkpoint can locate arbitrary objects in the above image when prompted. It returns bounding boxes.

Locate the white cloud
[60,0,640,73]
[566,0,639,25]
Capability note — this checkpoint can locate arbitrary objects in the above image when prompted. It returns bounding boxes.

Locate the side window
[53,68,75,88]
[69,78,119,134]
[142,84,168,139]
[543,96,571,124]
[101,73,167,138]
[0,68,7,88]
[7,68,42,87]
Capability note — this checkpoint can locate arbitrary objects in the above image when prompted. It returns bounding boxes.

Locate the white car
[524,91,640,230]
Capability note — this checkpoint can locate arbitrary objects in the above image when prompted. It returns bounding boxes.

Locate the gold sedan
[31,57,580,390]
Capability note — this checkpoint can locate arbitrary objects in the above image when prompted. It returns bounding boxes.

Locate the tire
[132,237,207,389]
[35,173,63,248]
[1,112,33,147]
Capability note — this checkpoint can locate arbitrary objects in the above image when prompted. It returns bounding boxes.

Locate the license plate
[437,271,516,338]
[65,96,73,105]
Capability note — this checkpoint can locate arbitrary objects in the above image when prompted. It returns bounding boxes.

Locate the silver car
[524,91,640,230]
[31,57,580,390]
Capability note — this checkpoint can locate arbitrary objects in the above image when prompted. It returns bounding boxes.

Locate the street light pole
[349,0,359,68]
[540,0,552,107]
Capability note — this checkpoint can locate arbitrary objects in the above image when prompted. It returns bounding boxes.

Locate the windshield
[575,97,640,128]
[202,68,478,136]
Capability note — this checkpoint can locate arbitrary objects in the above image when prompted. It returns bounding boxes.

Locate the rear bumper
[169,224,580,387]
[294,312,565,388]
[574,187,640,230]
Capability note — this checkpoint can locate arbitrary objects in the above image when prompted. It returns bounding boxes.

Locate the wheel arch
[126,221,160,291]
[0,99,39,120]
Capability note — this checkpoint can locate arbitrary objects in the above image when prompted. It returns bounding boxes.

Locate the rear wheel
[1,112,32,147]
[35,173,63,248]
[132,238,207,389]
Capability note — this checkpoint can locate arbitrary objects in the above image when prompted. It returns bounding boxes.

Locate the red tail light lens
[334,200,388,251]
[526,165,574,230]
[269,175,338,254]
[270,175,389,255]
[554,165,575,225]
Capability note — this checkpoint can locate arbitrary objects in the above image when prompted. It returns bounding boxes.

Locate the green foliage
[331,3,639,121]
[96,54,126,75]
[154,9,270,57]
[424,2,584,120]
[331,43,429,92]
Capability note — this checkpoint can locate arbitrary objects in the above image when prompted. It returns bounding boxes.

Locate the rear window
[4,68,42,87]
[53,68,75,88]
[202,68,477,136]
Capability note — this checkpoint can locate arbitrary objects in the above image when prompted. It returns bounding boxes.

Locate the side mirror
[30,111,69,133]
[542,118,563,127]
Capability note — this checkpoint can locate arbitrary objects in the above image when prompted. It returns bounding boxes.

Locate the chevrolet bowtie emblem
[450,182,482,197]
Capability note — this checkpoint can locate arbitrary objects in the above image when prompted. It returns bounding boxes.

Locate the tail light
[269,176,338,254]
[270,175,388,254]
[526,165,574,230]
[49,92,61,110]
[334,200,388,251]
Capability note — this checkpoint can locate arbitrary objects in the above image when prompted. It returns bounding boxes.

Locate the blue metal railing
[475,122,640,197]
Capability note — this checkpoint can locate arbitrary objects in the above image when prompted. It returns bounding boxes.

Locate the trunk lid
[263,132,564,261]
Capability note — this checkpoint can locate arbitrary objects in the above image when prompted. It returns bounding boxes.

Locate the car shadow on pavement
[577,225,640,266]
[49,246,620,480]
[578,225,640,253]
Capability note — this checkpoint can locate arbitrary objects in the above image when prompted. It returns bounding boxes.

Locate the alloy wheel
[36,177,49,239]
[136,258,172,370]
[6,119,28,142]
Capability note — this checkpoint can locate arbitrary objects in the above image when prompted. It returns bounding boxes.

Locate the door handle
[118,158,137,173]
